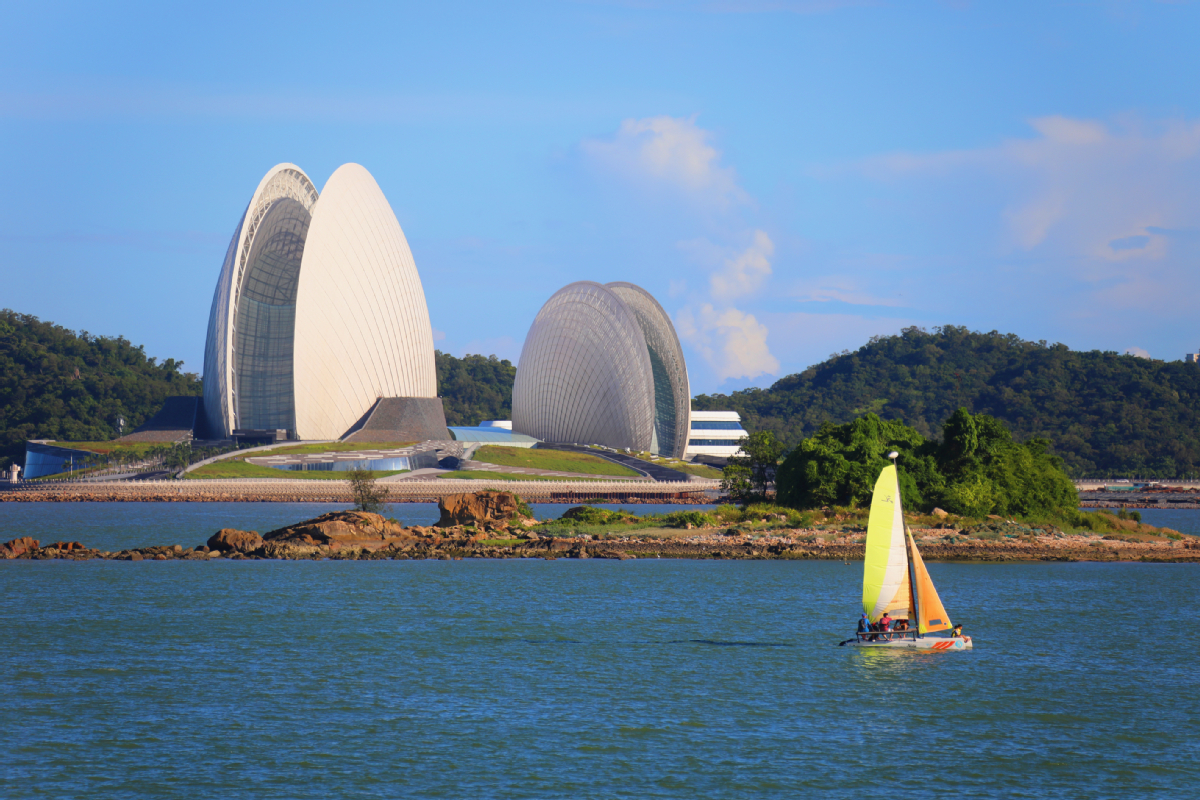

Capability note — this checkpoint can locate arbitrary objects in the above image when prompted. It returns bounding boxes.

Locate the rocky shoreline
[4,491,1199,564]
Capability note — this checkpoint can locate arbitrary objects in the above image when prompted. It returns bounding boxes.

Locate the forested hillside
[0,308,518,469]
[0,310,202,469]
[435,350,516,426]
[692,326,1200,478]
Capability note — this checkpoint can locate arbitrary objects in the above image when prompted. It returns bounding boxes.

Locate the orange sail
[908,532,953,633]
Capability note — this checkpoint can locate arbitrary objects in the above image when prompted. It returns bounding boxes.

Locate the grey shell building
[512,281,690,458]
[202,162,445,442]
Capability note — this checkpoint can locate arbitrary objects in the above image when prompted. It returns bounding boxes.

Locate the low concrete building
[685,411,748,461]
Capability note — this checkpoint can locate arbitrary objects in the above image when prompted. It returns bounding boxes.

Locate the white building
[512,281,691,458]
[202,163,441,441]
[685,411,749,460]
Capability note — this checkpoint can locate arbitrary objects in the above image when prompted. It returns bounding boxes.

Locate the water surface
[2,529,1197,797]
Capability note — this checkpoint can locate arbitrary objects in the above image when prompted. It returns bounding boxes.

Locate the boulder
[1,537,40,558]
[437,491,526,527]
[207,528,264,554]
[263,511,403,546]
[46,541,86,552]
[932,508,949,518]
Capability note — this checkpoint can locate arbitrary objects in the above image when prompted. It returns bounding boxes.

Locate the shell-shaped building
[512,281,690,458]
[202,163,438,440]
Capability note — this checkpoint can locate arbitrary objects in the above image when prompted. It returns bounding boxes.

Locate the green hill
[436,350,516,426]
[0,309,202,469]
[692,325,1200,478]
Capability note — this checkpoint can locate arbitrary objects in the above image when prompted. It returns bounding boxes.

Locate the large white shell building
[512,281,691,458]
[202,163,441,441]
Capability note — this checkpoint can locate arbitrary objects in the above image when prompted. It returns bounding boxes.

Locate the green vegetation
[721,431,784,504]
[0,310,202,470]
[775,409,1078,518]
[472,445,641,477]
[436,351,516,426]
[349,469,387,512]
[185,461,407,480]
[625,451,723,478]
[561,506,639,524]
[693,325,1200,477]
[533,503,816,539]
[438,470,610,482]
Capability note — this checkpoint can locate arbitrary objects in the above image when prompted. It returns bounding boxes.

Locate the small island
[3,490,1197,563]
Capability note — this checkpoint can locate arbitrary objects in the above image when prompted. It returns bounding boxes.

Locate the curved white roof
[292,163,437,439]
[606,282,691,459]
[202,162,436,440]
[512,281,663,453]
[202,164,319,439]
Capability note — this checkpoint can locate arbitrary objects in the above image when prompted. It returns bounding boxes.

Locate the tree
[721,430,784,505]
[773,409,1078,519]
[775,414,939,511]
[348,469,387,513]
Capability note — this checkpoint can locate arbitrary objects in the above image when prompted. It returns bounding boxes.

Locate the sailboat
[841,453,973,650]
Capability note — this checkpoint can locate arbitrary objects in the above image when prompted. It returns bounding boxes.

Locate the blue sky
[3,1,1199,396]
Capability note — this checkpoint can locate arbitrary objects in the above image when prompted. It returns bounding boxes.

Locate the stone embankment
[4,490,1199,564]
[0,480,715,504]
[1079,487,1200,509]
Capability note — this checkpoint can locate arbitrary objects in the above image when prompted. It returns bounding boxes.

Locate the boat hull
[841,636,973,650]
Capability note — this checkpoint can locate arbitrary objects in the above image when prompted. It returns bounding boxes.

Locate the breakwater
[0,478,717,504]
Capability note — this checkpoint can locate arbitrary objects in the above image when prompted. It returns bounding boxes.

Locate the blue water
[2,504,1198,798]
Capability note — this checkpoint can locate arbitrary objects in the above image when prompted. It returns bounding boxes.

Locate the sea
[2,502,1198,798]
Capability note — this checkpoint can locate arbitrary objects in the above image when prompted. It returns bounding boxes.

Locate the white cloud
[676,303,779,381]
[582,115,749,207]
[1124,346,1151,358]
[710,230,774,298]
[790,275,904,307]
[860,115,1200,269]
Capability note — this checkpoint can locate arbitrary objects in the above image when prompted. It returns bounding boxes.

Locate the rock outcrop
[207,529,264,553]
[262,511,405,546]
[1,537,40,558]
[437,491,527,527]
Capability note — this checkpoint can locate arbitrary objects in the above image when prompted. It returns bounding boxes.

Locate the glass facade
[691,421,745,430]
[689,438,747,447]
[233,197,309,433]
[606,282,690,459]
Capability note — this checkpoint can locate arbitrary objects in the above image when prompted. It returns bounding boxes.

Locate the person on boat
[857,613,871,639]
[879,611,893,641]
[951,623,963,639]
[894,618,909,635]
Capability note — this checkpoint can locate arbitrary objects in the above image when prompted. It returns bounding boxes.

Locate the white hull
[841,636,973,651]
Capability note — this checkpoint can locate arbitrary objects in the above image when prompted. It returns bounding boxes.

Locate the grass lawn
[438,470,619,482]
[258,441,417,455]
[473,445,641,477]
[185,461,408,480]
[671,462,723,479]
[626,451,723,479]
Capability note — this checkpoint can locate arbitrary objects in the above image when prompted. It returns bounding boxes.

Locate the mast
[889,451,921,639]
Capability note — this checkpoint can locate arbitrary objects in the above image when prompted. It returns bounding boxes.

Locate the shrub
[664,511,716,528]
[713,504,743,524]
[560,506,636,525]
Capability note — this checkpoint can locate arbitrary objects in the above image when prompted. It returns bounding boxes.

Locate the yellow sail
[908,532,953,633]
[863,465,910,622]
